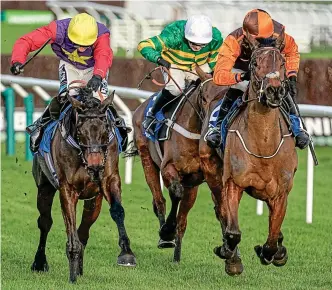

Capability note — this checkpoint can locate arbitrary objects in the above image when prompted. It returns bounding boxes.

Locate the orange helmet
[243,9,274,39]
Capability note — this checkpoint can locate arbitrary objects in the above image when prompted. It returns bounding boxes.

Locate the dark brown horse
[200,42,297,275]
[31,85,136,283]
[130,67,225,262]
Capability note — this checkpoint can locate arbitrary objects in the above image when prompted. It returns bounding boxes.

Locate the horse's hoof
[158,238,176,249]
[69,277,77,284]
[31,260,49,272]
[213,245,235,260]
[225,258,244,276]
[117,254,136,267]
[159,223,176,242]
[254,245,273,266]
[272,246,288,267]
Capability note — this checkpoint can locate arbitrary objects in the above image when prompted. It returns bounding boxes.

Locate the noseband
[75,111,113,169]
[248,47,286,105]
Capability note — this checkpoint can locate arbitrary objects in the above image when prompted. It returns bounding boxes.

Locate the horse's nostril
[266,86,275,96]
[278,86,285,95]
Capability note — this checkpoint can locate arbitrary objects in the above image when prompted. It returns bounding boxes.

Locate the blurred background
[1,0,332,147]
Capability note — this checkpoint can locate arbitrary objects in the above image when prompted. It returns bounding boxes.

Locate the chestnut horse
[31,86,136,283]
[130,67,225,262]
[200,43,297,275]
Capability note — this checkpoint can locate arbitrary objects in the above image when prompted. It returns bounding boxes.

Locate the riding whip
[293,100,319,166]
[19,38,52,70]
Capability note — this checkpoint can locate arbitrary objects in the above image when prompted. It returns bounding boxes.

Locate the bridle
[66,81,114,170]
[75,111,113,169]
[246,47,287,107]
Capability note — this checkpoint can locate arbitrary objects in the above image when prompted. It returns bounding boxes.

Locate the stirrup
[204,127,222,148]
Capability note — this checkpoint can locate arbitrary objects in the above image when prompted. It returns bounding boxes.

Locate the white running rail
[1,75,332,223]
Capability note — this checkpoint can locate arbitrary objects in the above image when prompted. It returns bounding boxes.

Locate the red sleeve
[11,21,57,65]
[93,33,113,79]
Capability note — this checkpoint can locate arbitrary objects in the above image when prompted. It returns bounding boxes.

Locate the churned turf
[1,143,332,290]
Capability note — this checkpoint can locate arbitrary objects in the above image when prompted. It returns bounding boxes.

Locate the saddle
[144,80,200,142]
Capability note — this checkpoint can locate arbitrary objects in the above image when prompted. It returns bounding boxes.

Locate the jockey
[10,13,127,152]
[205,9,310,149]
[137,15,223,134]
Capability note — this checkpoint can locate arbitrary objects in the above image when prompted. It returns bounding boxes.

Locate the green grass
[1,23,332,59]
[1,143,332,289]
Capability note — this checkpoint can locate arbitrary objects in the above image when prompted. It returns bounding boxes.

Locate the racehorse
[199,37,297,275]
[31,84,136,283]
[130,67,226,262]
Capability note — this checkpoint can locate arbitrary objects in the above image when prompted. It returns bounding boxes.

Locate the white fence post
[256,200,264,216]
[113,93,133,185]
[306,148,314,224]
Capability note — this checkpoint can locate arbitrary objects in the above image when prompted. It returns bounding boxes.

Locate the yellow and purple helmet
[68,13,98,46]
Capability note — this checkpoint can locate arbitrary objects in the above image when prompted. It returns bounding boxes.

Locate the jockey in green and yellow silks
[137,15,223,134]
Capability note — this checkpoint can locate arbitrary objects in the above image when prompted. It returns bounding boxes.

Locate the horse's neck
[177,90,201,132]
[245,100,282,147]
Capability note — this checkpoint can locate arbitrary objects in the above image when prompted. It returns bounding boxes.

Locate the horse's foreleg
[59,185,82,283]
[76,194,103,275]
[199,144,223,224]
[31,182,56,272]
[104,175,136,267]
[255,195,287,266]
[158,164,183,248]
[139,143,166,228]
[173,186,198,263]
[213,178,244,276]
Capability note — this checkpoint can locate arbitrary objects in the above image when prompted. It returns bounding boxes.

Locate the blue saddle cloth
[143,92,166,142]
[38,105,71,157]
[208,98,302,151]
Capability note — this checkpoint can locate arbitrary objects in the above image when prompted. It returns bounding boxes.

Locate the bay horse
[31,84,136,283]
[200,39,297,275]
[130,67,226,262]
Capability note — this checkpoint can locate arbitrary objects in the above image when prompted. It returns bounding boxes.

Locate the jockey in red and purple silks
[10,13,123,153]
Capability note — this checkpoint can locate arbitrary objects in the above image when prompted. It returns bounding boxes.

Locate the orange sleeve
[282,33,300,77]
[213,35,242,86]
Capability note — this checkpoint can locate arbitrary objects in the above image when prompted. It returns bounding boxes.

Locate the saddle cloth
[208,97,302,151]
[143,83,197,142]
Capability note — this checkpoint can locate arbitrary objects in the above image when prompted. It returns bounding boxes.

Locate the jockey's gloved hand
[10,62,23,75]
[288,76,297,100]
[87,74,102,92]
[240,71,251,81]
[157,57,171,70]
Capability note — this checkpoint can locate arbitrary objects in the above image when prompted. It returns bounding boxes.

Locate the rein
[138,65,210,122]
[64,81,115,168]
[244,47,286,105]
[231,47,291,159]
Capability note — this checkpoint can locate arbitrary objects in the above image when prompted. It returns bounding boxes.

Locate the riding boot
[205,88,243,148]
[143,89,176,135]
[284,94,310,149]
[108,106,132,151]
[26,97,61,153]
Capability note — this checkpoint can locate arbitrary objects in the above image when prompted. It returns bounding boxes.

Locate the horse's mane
[77,88,101,110]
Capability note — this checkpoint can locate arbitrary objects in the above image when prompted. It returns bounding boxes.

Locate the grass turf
[1,143,332,289]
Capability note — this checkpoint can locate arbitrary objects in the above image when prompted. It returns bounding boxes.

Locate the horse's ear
[99,90,115,113]
[69,96,86,112]
[275,28,285,49]
[245,30,259,50]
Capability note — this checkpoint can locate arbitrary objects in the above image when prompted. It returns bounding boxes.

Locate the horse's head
[247,34,286,108]
[69,90,115,181]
